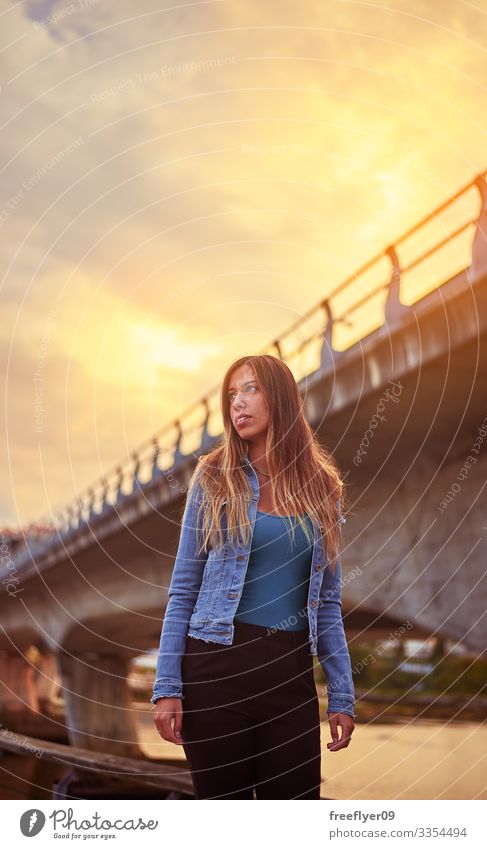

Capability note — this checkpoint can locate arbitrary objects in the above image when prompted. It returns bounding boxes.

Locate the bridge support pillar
[57,650,141,757]
[34,651,63,718]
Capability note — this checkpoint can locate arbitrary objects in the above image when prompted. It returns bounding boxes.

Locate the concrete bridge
[1,171,487,758]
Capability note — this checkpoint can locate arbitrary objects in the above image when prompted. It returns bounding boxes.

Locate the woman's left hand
[326,712,354,751]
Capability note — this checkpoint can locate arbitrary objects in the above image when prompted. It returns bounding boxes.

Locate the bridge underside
[312,303,487,656]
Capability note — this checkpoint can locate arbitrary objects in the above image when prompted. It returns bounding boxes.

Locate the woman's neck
[247,441,268,472]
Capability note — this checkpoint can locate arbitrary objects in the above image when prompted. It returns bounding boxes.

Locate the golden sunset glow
[1,0,486,524]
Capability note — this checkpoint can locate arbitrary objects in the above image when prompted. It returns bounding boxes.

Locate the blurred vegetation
[312,641,487,722]
[343,644,487,697]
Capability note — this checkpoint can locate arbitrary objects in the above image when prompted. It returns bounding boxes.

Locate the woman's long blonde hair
[186,354,347,573]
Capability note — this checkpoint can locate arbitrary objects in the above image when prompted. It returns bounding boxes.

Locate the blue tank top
[234,510,314,631]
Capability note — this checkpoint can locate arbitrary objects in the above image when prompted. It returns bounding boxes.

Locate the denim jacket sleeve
[316,503,356,719]
[151,481,208,703]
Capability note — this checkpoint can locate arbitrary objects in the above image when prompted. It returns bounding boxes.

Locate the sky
[1,0,486,526]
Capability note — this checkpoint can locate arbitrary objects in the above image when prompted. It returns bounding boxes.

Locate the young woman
[152,354,355,799]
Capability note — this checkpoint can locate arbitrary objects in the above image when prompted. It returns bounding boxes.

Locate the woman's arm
[316,534,356,719]
[151,480,208,703]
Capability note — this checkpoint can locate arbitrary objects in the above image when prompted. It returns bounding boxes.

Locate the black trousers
[180,620,322,799]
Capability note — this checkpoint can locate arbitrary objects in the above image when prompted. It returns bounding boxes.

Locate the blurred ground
[134,703,486,800]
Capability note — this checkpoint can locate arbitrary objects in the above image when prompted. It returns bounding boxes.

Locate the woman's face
[227,363,269,442]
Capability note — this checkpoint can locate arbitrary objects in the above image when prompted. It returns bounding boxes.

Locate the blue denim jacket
[151,456,356,718]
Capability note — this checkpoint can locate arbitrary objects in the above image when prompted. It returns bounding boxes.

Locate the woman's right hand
[152,697,184,745]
